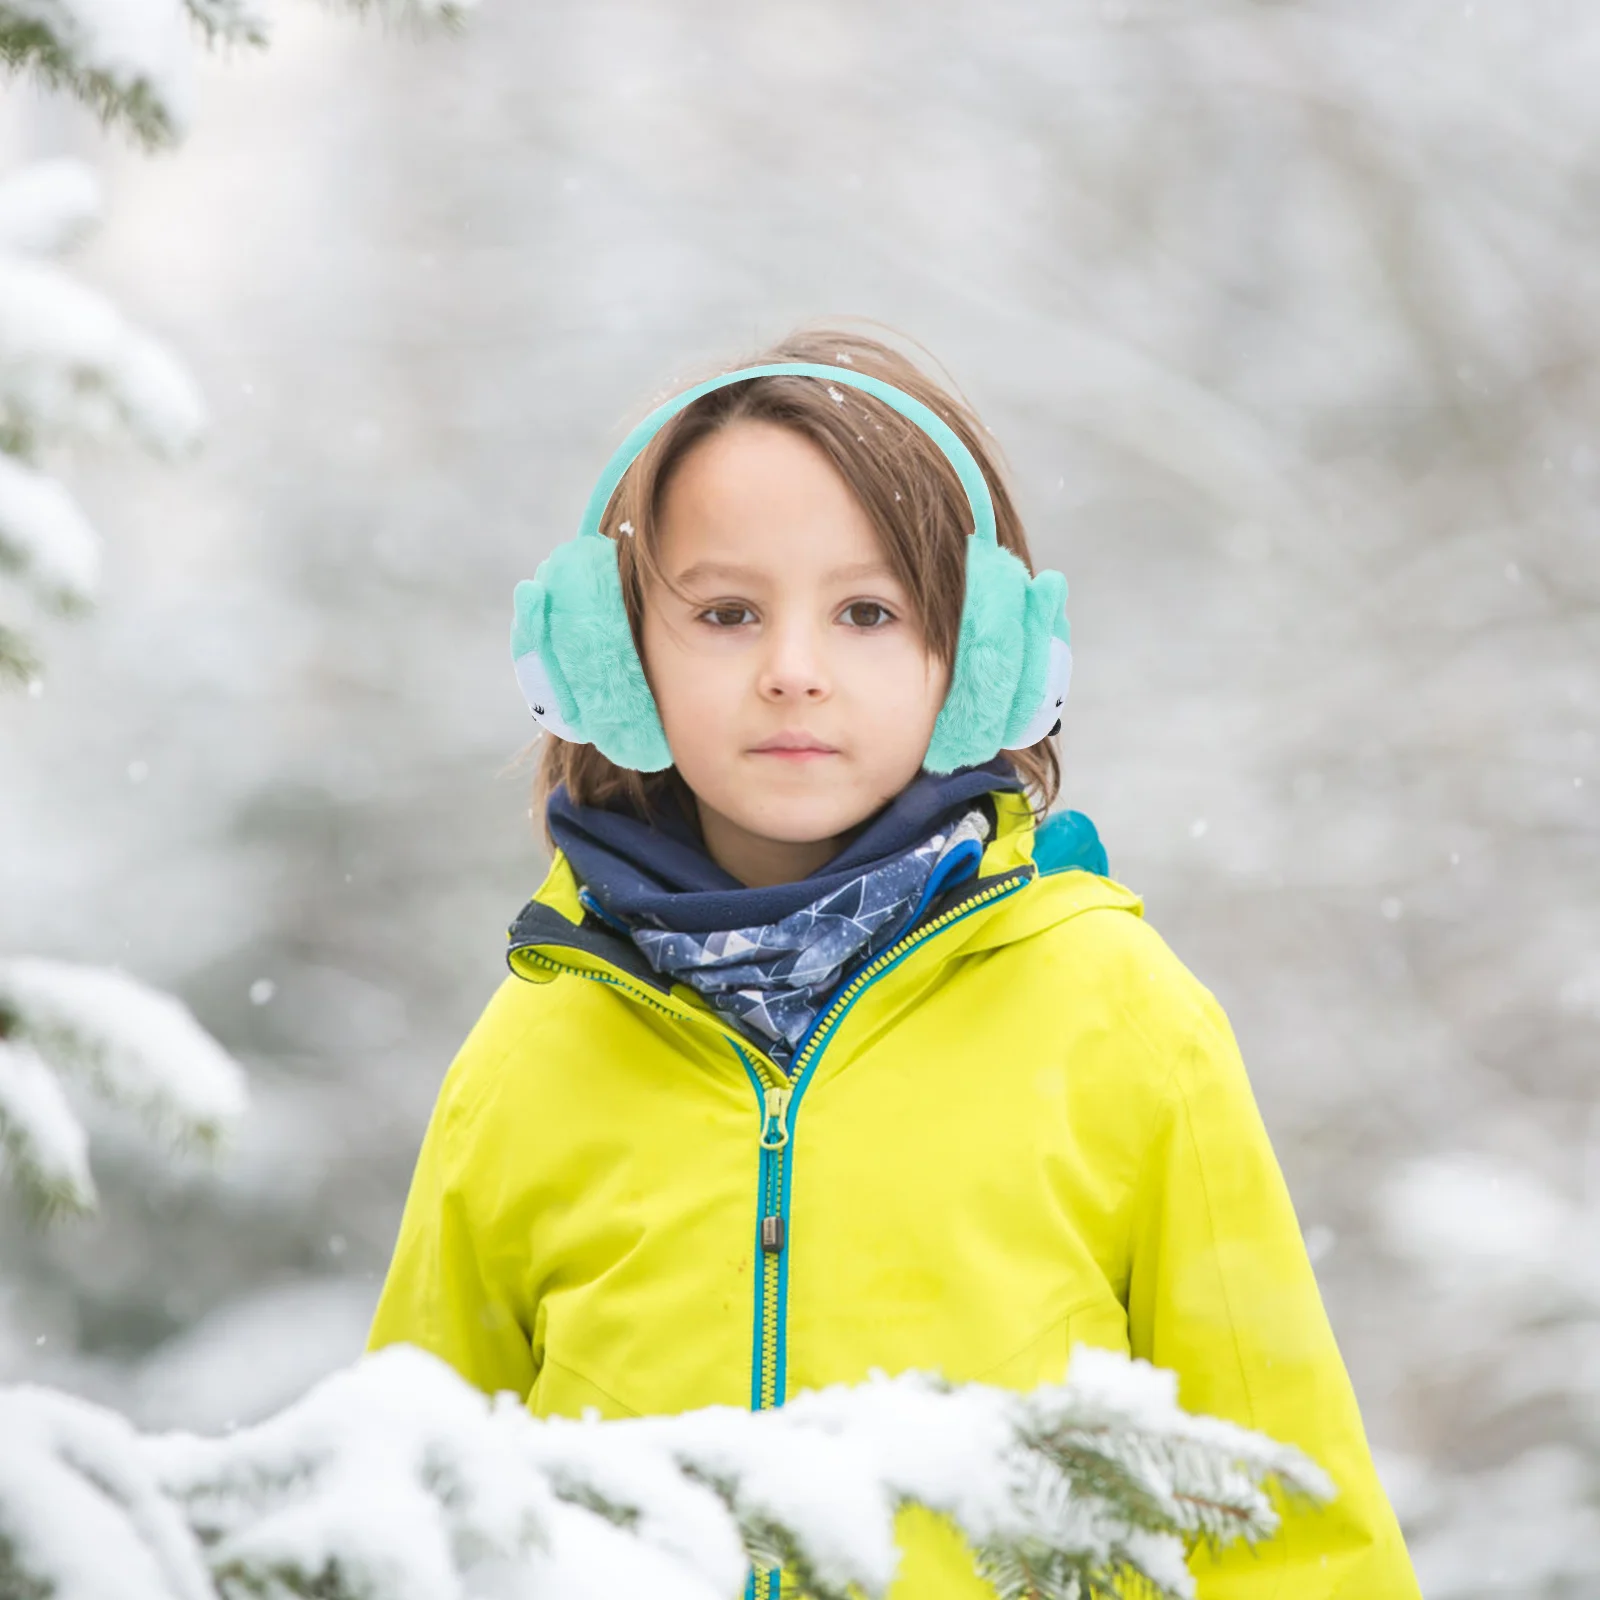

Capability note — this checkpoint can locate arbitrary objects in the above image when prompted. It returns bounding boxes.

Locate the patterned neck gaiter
[613,808,990,1066]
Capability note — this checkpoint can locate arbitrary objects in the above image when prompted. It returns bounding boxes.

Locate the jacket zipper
[514,867,1032,1600]
[732,868,1031,1600]
[748,868,1029,1385]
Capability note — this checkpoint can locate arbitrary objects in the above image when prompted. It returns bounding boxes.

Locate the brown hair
[529,325,1060,841]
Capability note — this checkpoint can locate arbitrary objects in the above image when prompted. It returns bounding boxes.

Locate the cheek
[889,644,948,715]
[856,644,948,741]
[640,612,733,730]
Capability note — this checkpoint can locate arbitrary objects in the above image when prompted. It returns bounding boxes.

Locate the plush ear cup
[511,539,672,772]
[923,553,1071,773]
[923,538,1031,774]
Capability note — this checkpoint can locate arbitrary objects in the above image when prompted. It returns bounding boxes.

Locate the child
[368,328,1420,1598]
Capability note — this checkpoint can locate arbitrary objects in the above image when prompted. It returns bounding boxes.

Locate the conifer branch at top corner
[0,0,479,155]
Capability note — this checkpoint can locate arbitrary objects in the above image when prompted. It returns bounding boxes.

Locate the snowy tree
[0,143,238,1215]
[0,0,482,1209]
[0,957,247,1218]
[0,0,492,1447]
[0,1344,1331,1600]
[0,151,202,684]
[0,0,479,1290]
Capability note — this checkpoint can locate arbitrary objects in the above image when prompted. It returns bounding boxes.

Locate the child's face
[641,420,949,888]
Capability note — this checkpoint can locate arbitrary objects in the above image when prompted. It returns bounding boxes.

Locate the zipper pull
[759,1085,791,1150]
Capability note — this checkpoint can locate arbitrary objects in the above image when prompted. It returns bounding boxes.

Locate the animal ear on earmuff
[511,578,582,742]
[1002,571,1072,751]
[511,539,672,771]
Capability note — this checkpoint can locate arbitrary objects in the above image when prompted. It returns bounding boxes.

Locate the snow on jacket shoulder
[368,791,1420,1600]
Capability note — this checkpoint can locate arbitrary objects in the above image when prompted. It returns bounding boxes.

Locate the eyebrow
[674,558,895,587]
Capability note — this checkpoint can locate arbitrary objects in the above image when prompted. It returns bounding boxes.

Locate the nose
[756,612,830,704]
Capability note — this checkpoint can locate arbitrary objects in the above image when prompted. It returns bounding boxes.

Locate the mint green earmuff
[510,362,1072,774]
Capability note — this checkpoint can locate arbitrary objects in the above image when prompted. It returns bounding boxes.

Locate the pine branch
[0,1347,1332,1600]
[0,959,247,1148]
[0,960,246,1221]
[0,452,100,614]
[0,11,183,150]
[0,1031,97,1218]
[327,0,476,33]
[0,1531,53,1600]
[0,618,39,682]
[184,0,272,48]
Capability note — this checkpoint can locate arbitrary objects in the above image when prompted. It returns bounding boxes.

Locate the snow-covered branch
[0,957,247,1217]
[0,0,473,152]
[0,1,208,149]
[0,156,205,679]
[0,1344,1331,1600]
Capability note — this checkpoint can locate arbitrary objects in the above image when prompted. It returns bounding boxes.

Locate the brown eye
[842,601,893,628]
[700,604,755,628]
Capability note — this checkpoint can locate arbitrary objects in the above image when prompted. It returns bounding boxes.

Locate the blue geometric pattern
[628,809,990,1065]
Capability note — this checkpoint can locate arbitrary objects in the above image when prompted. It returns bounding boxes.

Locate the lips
[750,734,839,756]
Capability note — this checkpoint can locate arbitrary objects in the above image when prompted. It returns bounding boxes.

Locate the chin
[730,792,867,846]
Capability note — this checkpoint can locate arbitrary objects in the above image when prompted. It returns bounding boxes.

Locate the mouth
[749,734,840,759]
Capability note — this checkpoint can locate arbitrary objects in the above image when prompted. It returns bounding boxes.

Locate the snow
[0,159,102,258]
[0,957,247,1150]
[523,1410,748,1594]
[0,451,100,609]
[0,1036,96,1212]
[151,1345,595,1600]
[0,1384,213,1600]
[0,1344,1328,1600]
[0,252,206,459]
[0,157,201,614]
[0,154,202,630]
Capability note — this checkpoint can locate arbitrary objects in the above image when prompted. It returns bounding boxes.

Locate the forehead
[655,420,894,581]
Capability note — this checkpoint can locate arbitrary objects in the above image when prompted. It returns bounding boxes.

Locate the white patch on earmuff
[1007,635,1074,749]
[514,651,584,742]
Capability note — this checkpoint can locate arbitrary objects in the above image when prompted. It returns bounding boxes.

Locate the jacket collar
[507,791,1139,994]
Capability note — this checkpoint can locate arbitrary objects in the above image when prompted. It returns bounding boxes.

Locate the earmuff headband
[512,359,1070,776]
[577,361,999,547]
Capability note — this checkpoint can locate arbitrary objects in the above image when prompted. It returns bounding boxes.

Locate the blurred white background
[1,3,1596,1592]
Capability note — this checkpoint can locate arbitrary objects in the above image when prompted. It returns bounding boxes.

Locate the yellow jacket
[368,791,1419,1598]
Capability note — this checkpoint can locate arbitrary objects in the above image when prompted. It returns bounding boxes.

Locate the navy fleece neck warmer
[546,761,1023,1062]
[546,759,1021,933]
